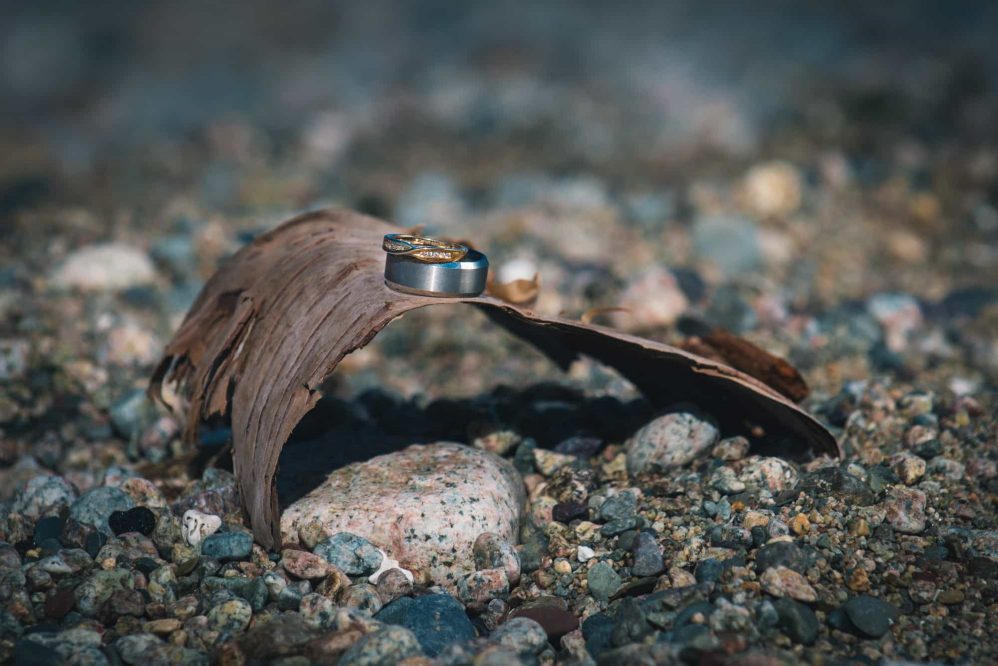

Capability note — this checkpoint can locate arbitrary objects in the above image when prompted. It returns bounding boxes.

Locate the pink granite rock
[281,442,525,589]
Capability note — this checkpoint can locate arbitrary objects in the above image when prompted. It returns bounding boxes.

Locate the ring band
[384,249,489,297]
[382,234,468,264]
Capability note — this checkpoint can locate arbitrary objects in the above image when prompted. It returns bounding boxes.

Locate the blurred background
[1,0,996,413]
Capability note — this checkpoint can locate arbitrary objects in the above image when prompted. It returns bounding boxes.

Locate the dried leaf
[487,273,540,306]
[151,208,840,549]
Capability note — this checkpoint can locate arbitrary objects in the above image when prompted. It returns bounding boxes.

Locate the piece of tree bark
[150,208,840,549]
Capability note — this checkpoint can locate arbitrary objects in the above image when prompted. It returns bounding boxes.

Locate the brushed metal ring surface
[384,249,489,297]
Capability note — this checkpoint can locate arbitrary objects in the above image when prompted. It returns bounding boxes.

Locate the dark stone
[581,612,615,657]
[755,540,816,574]
[554,436,603,458]
[796,467,876,506]
[708,525,752,548]
[33,516,63,547]
[84,531,107,558]
[773,598,818,645]
[601,518,637,537]
[375,594,475,657]
[751,526,768,548]
[518,530,548,574]
[694,559,723,583]
[509,605,578,642]
[616,530,638,552]
[44,588,76,620]
[513,439,538,474]
[915,439,942,460]
[133,557,160,576]
[11,639,64,666]
[238,611,320,660]
[630,532,664,577]
[552,501,588,524]
[201,532,253,561]
[842,595,899,639]
[599,492,637,523]
[610,598,653,646]
[108,507,157,536]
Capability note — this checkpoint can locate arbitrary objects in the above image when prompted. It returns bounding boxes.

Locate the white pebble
[182,509,222,547]
[577,545,596,562]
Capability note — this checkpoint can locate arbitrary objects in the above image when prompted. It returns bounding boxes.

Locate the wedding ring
[384,249,489,297]
[382,233,469,264]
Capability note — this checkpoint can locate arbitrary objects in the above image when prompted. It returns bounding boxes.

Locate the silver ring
[384,249,489,297]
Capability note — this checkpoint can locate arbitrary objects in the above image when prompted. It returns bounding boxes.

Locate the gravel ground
[1,2,996,664]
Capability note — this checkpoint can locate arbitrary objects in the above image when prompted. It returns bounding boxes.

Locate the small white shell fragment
[368,548,414,584]
[182,509,222,547]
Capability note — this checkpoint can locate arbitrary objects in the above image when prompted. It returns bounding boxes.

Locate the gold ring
[382,234,469,263]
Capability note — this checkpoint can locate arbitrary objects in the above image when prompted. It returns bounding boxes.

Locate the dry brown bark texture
[150,208,840,549]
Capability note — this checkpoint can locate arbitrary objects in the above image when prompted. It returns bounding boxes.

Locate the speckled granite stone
[281,442,525,589]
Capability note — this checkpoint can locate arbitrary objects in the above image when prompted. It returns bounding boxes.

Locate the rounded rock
[626,413,719,475]
[473,533,521,586]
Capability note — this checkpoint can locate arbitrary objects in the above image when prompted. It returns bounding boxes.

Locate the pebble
[13,475,78,520]
[181,509,222,547]
[376,594,476,657]
[200,531,253,561]
[338,624,423,666]
[842,595,899,639]
[282,548,332,580]
[630,532,664,577]
[884,487,927,534]
[577,545,596,562]
[281,443,524,587]
[108,506,157,536]
[69,487,134,534]
[207,598,253,634]
[532,449,576,476]
[456,568,509,611]
[692,213,761,276]
[891,452,927,485]
[587,562,621,603]
[510,602,579,642]
[740,161,803,218]
[712,436,750,461]
[374,567,413,603]
[314,532,383,576]
[50,243,157,291]
[473,532,521,586]
[491,617,549,657]
[609,266,689,330]
[367,549,413,585]
[760,566,817,602]
[626,413,719,474]
[739,457,799,501]
[772,598,818,645]
[710,466,746,494]
[239,611,321,660]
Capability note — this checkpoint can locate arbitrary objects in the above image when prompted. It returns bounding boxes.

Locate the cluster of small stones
[0,380,994,664]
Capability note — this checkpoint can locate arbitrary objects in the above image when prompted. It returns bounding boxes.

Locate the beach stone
[609,266,689,330]
[772,598,818,645]
[69,487,134,535]
[626,413,719,475]
[693,213,760,277]
[108,506,157,536]
[239,611,320,660]
[797,467,876,506]
[755,540,814,574]
[10,639,63,666]
[587,562,621,603]
[375,568,413,603]
[207,598,252,634]
[13,475,77,520]
[761,566,817,602]
[842,595,898,638]
[50,243,157,291]
[739,457,799,500]
[74,569,133,617]
[473,533,521,586]
[533,449,576,476]
[630,532,664,577]
[314,533,383,576]
[282,549,332,580]
[891,452,926,485]
[340,583,383,616]
[712,436,750,461]
[376,594,476,656]
[282,443,524,587]
[884,487,927,534]
[115,633,209,666]
[509,602,579,642]
[741,161,803,218]
[299,593,337,630]
[491,617,549,657]
[338,625,423,666]
[200,531,252,561]
[457,568,509,611]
